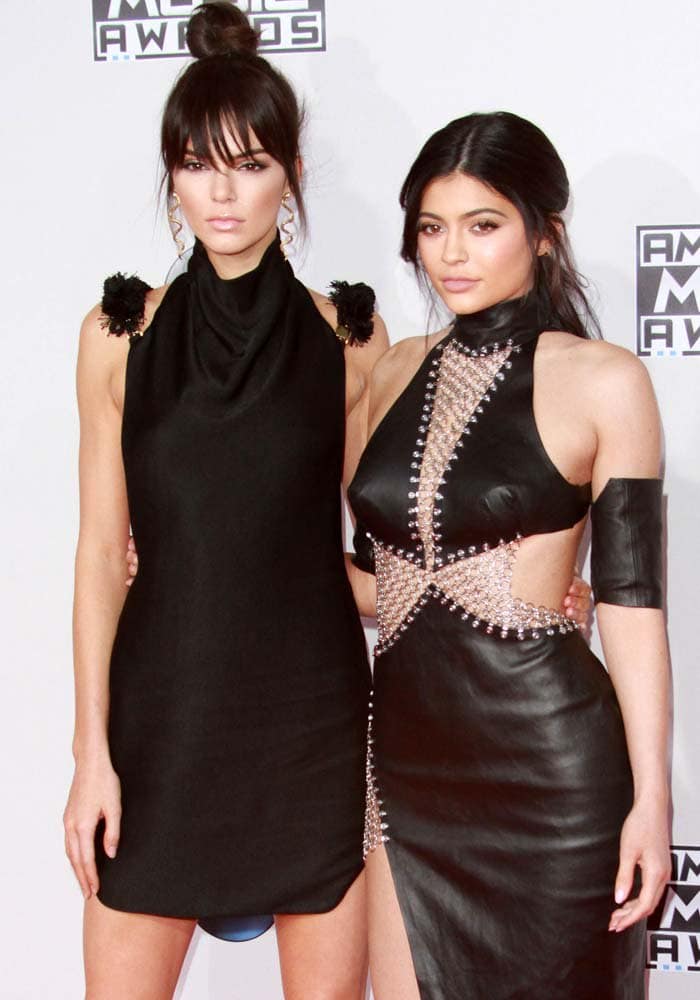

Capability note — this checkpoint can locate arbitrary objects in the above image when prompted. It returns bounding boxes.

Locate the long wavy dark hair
[400,111,600,339]
[160,2,306,227]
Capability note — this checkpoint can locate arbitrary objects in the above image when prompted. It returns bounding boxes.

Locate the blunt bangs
[161,54,305,224]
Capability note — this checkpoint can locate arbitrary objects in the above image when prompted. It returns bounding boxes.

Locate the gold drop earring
[280,192,295,260]
[168,192,186,259]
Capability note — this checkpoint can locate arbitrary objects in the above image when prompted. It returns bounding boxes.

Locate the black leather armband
[352,522,376,576]
[591,478,663,608]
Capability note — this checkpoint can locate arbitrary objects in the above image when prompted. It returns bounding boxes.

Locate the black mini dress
[349,296,663,999]
[95,237,372,921]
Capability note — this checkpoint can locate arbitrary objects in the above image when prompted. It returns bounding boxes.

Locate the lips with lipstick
[441,277,481,293]
[207,217,244,232]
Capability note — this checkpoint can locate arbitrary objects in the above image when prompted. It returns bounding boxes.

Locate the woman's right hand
[63,751,122,899]
[125,536,138,586]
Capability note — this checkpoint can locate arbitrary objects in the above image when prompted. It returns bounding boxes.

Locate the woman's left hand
[608,798,671,933]
[562,573,592,628]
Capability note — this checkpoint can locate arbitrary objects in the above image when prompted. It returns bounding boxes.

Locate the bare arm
[63,306,131,898]
[599,602,669,933]
[342,315,389,619]
[588,348,671,932]
[343,314,390,482]
[343,371,379,618]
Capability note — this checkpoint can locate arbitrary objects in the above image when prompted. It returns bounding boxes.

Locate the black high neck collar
[450,294,551,354]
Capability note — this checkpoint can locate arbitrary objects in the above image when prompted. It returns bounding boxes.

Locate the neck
[205,224,279,280]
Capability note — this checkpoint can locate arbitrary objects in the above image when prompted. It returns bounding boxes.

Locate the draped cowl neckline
[182,232,298,404]
[188,232,293,356]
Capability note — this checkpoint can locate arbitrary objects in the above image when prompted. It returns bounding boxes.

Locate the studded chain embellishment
[372,540,577,655]
[363,691,389,858]
[415,341,509,569]
[371,334,575,657]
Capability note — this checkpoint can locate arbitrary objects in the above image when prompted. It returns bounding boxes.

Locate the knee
[283,971,368,1000]
[286,988,366,1000]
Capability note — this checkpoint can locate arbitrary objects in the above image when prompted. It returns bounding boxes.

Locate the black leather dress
[349,296,658,999]
[94,237,371,921]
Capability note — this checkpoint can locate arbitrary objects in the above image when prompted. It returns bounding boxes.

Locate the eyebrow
[184,146,267,160]
[418,208,508,221]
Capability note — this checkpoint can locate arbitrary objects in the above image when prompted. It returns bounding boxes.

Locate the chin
[441,290,490,315]
[442,286,525,316]
[198,231,247,255]
[206,227,277,258]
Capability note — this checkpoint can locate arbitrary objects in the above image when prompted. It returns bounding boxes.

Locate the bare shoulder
[81,282,166,342]
[78,302,124,369]
[78,283,168,388]
[370,334,428,387]
[367,333,433,427]
[543,329,639,367]
[578,337,653,404]
[540,331,658,420]
[556,339,663,480]
[542,331,652,385]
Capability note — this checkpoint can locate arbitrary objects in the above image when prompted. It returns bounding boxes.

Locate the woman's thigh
[84,895,196,1000]
[275,870,368,1000]
[366,846,419,1000]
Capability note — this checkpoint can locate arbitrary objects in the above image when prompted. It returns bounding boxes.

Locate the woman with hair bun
[348,111,671,998]
[63,3,389,996]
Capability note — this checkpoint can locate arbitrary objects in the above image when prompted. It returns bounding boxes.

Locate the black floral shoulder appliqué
[100,273,153,340]
[328,280,376,346]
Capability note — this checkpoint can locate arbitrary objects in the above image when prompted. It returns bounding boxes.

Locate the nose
[210,168,236,203]
[442,227,468,265]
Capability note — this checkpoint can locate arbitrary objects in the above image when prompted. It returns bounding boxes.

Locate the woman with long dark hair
[348,112,671,998]
[62,4,389,997]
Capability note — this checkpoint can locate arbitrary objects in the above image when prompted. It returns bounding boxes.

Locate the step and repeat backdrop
[1,1,698,997]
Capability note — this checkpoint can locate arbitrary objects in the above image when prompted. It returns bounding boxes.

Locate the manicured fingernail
[106,845,116,859]
[615,889,625,903]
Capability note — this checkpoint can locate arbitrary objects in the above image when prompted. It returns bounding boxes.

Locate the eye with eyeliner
[181,156,267,173]
[471,219,499,233]
[417,218,500,237]
[182,157,209,172]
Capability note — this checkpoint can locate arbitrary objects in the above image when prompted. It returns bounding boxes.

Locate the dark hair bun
[186,1,259,59]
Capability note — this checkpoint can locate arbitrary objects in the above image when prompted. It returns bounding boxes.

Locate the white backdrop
[1,1,698,997]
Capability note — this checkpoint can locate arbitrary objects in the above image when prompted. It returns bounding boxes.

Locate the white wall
[1,1,698,996]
